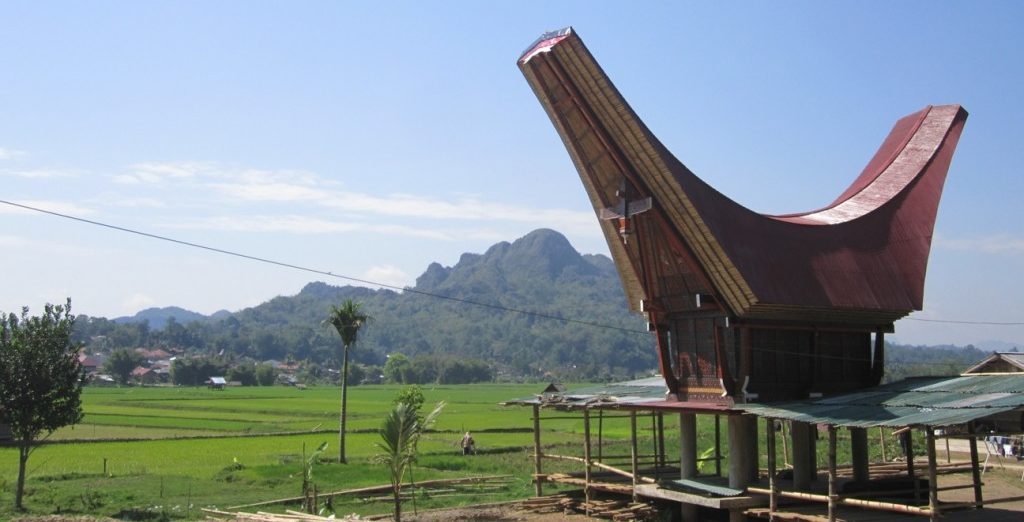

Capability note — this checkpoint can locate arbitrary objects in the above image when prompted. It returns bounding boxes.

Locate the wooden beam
[630,411,639,502]
[828,425,838,522]
[532,404,543,496]
[968,427,983,508]
[926,428,940,522]
[767,417,778,515]
[584,407,592,512]
[714,414,722,476]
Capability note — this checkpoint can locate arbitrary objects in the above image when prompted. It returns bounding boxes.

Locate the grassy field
[0,384,612,520]
[0,383,916,520]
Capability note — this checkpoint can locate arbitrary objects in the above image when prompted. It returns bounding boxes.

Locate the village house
[513,27,1002,522]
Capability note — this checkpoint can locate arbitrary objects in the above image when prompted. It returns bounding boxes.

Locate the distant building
[963,352,1024,374]
[207,376,227,390]
[78,354,102,375]
[131,366,159,385]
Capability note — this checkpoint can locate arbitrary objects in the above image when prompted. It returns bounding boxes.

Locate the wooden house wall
[663,321,876,402]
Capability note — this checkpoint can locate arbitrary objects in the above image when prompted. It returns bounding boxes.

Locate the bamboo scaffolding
[747,487,932,516]
[226,475,512,510]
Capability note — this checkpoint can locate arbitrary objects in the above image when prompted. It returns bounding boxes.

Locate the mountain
[113,306,212,330]
[79,229,657,381]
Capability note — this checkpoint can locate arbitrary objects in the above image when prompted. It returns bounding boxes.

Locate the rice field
[0,383,617,520]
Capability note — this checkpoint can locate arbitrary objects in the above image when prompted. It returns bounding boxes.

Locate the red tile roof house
[131,366,160,385]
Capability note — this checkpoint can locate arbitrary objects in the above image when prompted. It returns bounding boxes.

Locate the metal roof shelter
[739,375,1024,429]
[963,352,1024,375]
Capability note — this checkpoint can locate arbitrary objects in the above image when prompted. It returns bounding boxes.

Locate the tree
[324,300,371,464]
[255,364,277,386]
[393,385,425,419]
[384,353,413,384]
[105,348,142,384]
[227,364,257,386]
[373,400,444,522]
[0,299,84,510]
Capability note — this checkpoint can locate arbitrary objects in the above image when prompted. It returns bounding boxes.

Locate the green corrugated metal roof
[739,375,1024,428]
[502,376,670,409]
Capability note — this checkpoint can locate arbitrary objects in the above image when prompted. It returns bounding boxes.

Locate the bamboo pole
[968,427,983,509]
[630,411,639,502]
[905,429,920,504]
[828,425,838,522]
[584,408,592,514]
[598,409,604,462]
[747,487,933,515]
[714,414,722,476]
[767,417,777,516]
[657,411,666,468]
[533,404,543,496]
[650,412,658,481]
[782,420,790,468]
[880,426,887,462]
[926,429,940,522]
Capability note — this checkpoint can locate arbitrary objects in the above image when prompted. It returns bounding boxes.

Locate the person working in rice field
[461,432,475,455]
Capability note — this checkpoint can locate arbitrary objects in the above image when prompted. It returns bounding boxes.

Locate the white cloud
[107,160,599,240]
[0,168,75,179]
[361,265,412,290]
[0,199,97,216]
[123,293,156,311]
[107,197,168,209]
[0,234,97,256]
[162,215,454,240]
[115,161,218,185]
[0,148,26,160]
[936,234,1024,254]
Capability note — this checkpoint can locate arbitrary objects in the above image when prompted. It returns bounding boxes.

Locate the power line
[4,199,1019,334]
[0,199,648,335]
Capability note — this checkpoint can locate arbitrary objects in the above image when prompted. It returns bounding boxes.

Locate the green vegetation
[0,299,85,510]
[72,229,658,383]
[0,381,975,519]
[324,299,372,464]
[0,384,587,520]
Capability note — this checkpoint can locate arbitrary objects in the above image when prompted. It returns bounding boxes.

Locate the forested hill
[75,229,658,381]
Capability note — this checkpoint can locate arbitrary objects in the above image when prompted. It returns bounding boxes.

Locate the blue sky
[1,1,1021,347]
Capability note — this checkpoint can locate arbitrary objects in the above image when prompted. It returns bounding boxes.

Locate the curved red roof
[520,28,967,325]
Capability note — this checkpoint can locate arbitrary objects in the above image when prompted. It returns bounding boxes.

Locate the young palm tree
[374,401,445,522]
[324,299,371,463]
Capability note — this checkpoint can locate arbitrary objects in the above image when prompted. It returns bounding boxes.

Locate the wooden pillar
[728,415,755,489]
[879,427,887,462]
[630,411,639,501]
[926,429,940,522]
[583,408,592,509]
[680,413,698,479]
[657,412,666,468]
[968,427,983,508]
[680,413,699,522]
[650,413,659,480]
[792,421,813,489]
[714,414,722,476]
[828,426,838,522]
[598,409,604,462]
[767,418,778,515]
[747,416,759,481]
[850,427,869,482]
[904,428,920,504]
[532,404,543,496]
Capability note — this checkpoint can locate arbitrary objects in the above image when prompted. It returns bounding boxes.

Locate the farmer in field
[461,432,475,455]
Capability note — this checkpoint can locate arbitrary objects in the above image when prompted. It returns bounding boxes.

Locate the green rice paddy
[0,384,615,520]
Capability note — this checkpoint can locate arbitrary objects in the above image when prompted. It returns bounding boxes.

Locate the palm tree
[374,401,445,522]
[324,300,371,463]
